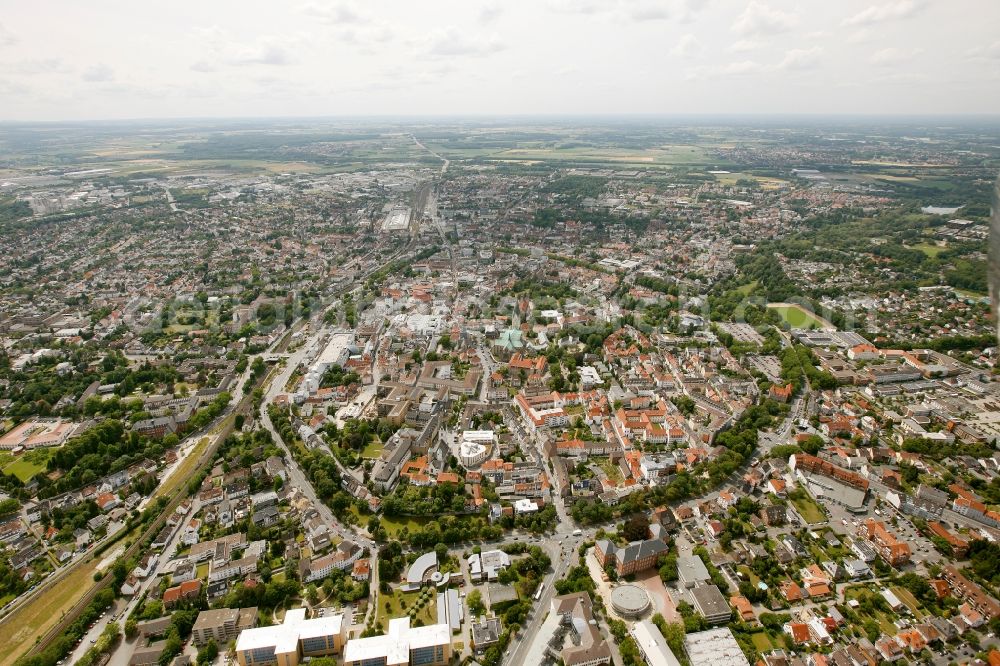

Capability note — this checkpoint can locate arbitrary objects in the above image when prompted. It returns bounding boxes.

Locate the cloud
[722,60,765,75]
[628,2,672,21]
[478,1,504,24]
[546,0,607,15]
[671,34,702,58]
[193,32,304,68]
[870,47,921,66]
[843,0,922,27]
[965,41,1000,60]
[190,60,217,73]
[423,27,506,58]
[301,2,367,25]
[82,64,115,82]
[728,39,761,53]
[732,2,796,36]
[8,59,71,75]
[674,0,709,22]
[0,22,17,46]
[230,44,295,66]
[777,46,823,70]
[0,79,30,96]
[847,28,872,44]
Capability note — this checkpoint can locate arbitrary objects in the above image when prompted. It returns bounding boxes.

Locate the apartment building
[192,607,258,646]
[856,519,911,567]
[942,565,1000,620]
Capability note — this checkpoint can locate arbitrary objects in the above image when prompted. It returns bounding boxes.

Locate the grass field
[908,242,945,257]
[595,457,623,485]
[361,439,384,459]
[376,587,436,628]
[0,555,102,666]
[767,303,829,330]
[790,494,826,524]
[891,586,928,619]
[843,586,899,636]
[736,281,758,296]
[480,144,719,166]
[3,448,55,482]
[954,287,989,299]
[750,631,775,651]
[349,506,429,538]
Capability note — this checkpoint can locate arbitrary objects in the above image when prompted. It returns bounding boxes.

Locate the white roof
[234,610,343,656]
[343,617,450,664]
[406,551,438,584]
[684,627,750,666]
[631,620,681,666]
[461,430,496,443]
[317,332,354,365]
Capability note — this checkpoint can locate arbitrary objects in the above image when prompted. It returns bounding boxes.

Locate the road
[259,333,373,552]
[411,134,449,175]
[75,501,201,665]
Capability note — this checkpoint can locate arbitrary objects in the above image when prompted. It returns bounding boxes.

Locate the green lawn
[736,281,759,296]
[790,494,825,524]
[768,304,826,330]
[377,587,436,628]
[361,439,384,459]
[595,457,623,485]
[750,632,774,651]
[349,506,429,538]
[891,586,927,619]
[737,565,761,588]
[3,449,55,482]
[908,242,945,258]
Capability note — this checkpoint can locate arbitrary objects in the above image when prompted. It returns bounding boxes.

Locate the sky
[1,0,999,121]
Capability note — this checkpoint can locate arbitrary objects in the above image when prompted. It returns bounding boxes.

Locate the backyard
[789,491,826,524]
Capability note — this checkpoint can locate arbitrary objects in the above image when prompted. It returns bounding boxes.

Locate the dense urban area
[0,118,999,666]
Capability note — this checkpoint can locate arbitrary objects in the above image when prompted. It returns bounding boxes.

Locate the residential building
[191,607,258,646]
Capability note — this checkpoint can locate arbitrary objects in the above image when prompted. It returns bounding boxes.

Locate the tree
[621,515,650,542]
[467,589,486,616]
[197,639,218,665]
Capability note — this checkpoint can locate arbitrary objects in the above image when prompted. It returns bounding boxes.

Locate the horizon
[3,112,1000,126]
[2,0,999,121]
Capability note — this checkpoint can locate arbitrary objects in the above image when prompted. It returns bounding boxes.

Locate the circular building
[610,584,651,619]
[459,440,488,468]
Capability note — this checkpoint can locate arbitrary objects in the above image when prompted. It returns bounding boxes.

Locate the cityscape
[2,3,1000,666]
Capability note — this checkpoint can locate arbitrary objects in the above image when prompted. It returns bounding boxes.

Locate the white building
[343,617,451,666]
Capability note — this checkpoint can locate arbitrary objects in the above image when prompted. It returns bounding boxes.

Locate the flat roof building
[192,607,257,646]
[685,627,751,666]
[234,607,347,666]
[691,585,732,625]
[342,617,451,666]
[677,554,711,589]
[631,620,681,666]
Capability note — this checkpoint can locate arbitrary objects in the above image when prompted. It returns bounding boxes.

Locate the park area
[376,586,437,628]
[767,303,831,330]
[0,448,54,482]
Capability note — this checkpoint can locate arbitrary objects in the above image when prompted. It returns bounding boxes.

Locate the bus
[534,584,545,601]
